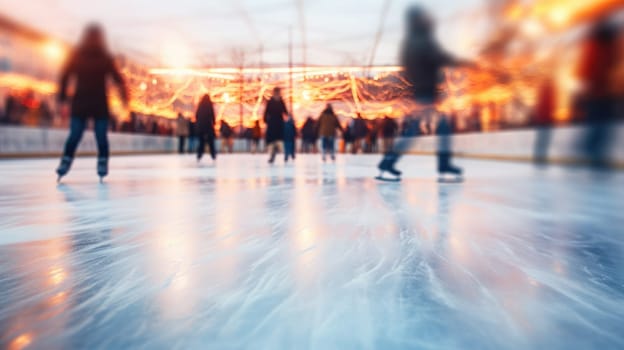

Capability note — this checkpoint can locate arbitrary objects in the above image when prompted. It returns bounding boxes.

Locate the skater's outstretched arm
[58,53,76,105]
[108,57,129,106]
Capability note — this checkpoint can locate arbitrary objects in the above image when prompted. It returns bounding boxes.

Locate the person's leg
[94,118,110,159]
[197,134,205,160]
[62,117,87,158]
[93,118,110,178]
[208,136,216,160]
[57,117,87,177]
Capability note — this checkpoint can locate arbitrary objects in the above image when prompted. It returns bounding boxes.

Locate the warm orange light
[42,41,66,62]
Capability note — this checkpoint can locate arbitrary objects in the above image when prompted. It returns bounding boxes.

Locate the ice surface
[0,154,623,349]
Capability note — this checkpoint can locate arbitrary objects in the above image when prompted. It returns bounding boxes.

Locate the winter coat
[176,115,190,136]
[317,111,343,138]
[381,118,399,138]
[301,118,317,142]
[284,119,297,143]
[59,47,127,119]
[263,97,288,143]
[196,100,216,136]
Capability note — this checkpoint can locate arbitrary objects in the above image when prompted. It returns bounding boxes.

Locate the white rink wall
[1,123,623,165]
[402,122,624,165]
[0,125,177,156]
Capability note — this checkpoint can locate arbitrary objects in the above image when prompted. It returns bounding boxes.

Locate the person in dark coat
[352,113,369,154]
[576,19,619,169]
[283,115,297,162]
[196,94,217,162]
[263,87,289,163]
[301,116,318,153]
[377,6,470,178]
[251,120,262,154]
[220,120,234,153]
[56,24,128,181]
[381,116,399,153]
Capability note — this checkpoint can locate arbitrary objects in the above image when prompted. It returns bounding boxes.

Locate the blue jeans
[284,141,295,160]
[321,137,335,158]
[63,117,109,159]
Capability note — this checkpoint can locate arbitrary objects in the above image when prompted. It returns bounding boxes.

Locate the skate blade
[375,176,401,182]
[438,177,464,184]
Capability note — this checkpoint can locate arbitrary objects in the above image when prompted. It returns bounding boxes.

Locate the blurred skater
[317,104,344,162]
[251,120,262,154]
[301,116,318,153]
[576,19,620,169]
[176,112,189,154]
[377,6,470,180]
[264,87,289,164]
[56,24,128,182]
[196,94,217,162]
[381,116,399,153]
[284,115,297,162]
[220,119,234,153]
[533,78,556,165]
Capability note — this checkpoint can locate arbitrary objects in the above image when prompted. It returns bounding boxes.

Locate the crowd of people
[2,4,615,182]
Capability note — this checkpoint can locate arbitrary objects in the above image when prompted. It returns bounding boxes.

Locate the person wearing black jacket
[301,116,317,153]
[377,6,469,179]
[196,94,217,162]
[263,87,289,163]
[56,24,128,182]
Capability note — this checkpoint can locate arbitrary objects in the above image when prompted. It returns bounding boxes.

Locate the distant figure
[377,6,470,180]
[187,119,197,153]
[317,104,344,162]
[352,113,369,154]
[220,120,234,153]
[343,122,354,153]
[533,79,556,165]
[55,24,128,182]
[576,19,619,169]
[176,112,189,154]
[283,115,297,162]
[251,120,262,154]
[301,116,318,153]
[381,116,399,153]
[263,87,289,164]
[195,94,217,162]
[366,119,379,153]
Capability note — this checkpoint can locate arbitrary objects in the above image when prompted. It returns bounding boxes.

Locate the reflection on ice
[0,154,623,349]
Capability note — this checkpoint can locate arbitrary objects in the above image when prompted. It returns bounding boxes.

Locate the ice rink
[0,154,623,349]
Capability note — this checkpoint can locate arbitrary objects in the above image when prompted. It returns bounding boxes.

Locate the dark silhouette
[196,94,217,162]
[533,79,556,165]
[352,113,369,154]
[263,87,289,163]
[377,6,469,179]
[283,115,297,162]
[301,116,318,153]
[56,24,128,182]
[188,120,197,153]
[251,120,262,154]
[317,104,344,161]
[576,19,619,169]
[381,116,399,153]
[176,112,189,154]
[220,120,234,153]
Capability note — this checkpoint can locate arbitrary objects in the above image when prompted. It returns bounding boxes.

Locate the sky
[0,0,486,68]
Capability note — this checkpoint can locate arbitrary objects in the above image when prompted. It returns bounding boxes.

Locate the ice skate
[438,166,463,183]
[56,156,73,183]
[97,157,109,183]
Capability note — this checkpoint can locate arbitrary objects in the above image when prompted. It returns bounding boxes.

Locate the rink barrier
[1,124,623,167]
[399,122,624,167]
[0,125,177,157]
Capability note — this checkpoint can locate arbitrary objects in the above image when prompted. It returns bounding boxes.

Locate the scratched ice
[0,154,623,349]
